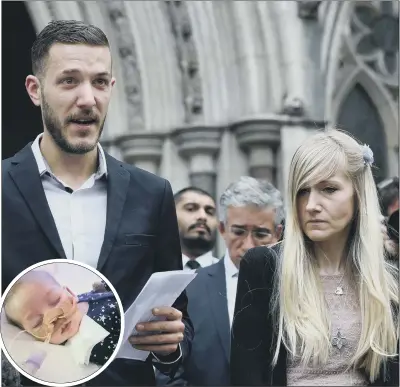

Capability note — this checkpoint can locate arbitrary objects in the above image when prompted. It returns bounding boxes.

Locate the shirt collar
[31,133,108,179]
[182,250,214,268]
[224,251,239,278]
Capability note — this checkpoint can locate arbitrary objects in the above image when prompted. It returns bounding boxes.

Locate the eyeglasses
[229,225,272,240]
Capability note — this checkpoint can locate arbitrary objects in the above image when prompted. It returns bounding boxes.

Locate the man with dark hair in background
[174,187,219,270]
[2,20,193,387]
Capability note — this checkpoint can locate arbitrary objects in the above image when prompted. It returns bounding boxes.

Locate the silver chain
[329,273,349,351]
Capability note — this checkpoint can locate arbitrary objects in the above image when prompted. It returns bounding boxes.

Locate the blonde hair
[272,128,398,382]
[4,270,60,328]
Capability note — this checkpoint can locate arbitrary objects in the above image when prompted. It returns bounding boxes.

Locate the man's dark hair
[174,187,215,205]
[377,177,399,216]
[31,20,110,79]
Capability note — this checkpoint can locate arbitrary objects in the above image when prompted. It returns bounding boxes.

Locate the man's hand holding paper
[129,306,184,356]
[116,270,196,362]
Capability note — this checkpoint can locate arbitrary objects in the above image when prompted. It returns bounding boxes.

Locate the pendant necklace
[331,272,348,351]
[332,325,347,350]
[334,271,345,296]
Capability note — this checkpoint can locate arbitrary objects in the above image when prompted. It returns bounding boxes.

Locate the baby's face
[14,281,83,344]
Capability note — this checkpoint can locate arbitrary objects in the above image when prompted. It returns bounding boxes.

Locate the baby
[3,270,121,366]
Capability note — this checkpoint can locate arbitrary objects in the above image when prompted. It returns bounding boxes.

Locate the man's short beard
[180,235,215,258]
[41,94,105,155]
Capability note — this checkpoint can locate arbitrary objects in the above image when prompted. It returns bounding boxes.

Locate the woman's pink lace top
[287,274,368,386]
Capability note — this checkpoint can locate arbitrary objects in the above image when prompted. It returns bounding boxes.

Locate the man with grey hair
[218,176,284,270]
[156,176,284,386]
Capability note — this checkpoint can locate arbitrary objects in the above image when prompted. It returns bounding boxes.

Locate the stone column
[117,132,165,175]
[231,116,281,184]
[172,126,222,198]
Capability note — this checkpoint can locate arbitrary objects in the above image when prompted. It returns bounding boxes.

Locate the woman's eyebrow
[318,179,341,185]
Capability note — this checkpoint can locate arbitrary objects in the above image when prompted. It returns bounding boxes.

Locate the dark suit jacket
[230,245,399,386]
[156,258,230,386]
[2,143,194,386]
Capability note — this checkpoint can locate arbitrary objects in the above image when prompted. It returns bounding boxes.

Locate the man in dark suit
[156,177,284,385]
[2,20,193,386]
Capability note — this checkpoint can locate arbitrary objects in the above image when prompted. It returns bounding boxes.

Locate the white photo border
[0,259,126,387]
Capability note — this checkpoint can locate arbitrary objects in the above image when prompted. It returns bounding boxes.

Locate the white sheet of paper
[116,270,197,361]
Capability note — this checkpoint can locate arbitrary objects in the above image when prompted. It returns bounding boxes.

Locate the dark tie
[186,260,201,270]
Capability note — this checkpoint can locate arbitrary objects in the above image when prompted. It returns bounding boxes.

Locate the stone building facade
[24,0,398,201]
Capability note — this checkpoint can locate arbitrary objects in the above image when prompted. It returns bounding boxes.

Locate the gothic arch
[184,1,285,123]
[322,1,398,119]
[331,66,398,147]
[255,1,285,114]
[24,1,287,133]
[320,0,354,122]
[333,67,397,179]
[122,1,188,130]
[321,0,398,178]
[228,1,285,117]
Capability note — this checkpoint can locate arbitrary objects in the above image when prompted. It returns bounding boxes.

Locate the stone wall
[25,0,398,199]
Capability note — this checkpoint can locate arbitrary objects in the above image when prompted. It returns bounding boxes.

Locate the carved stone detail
[231,117,282,183]
[232,117,281,149]
[346,1,398,91]
[117,132,165,173]
[164,1,203,123]
[297,1,321,20]
[172,126,222,194]
[105,1,144,129]
[172,126,222,195]
[172,126,222,160]
[281,94,306,117]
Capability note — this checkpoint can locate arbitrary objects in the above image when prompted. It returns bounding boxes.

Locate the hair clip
[362,144,374,166]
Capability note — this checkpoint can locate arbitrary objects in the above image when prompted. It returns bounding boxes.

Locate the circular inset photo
[0,259,124,387]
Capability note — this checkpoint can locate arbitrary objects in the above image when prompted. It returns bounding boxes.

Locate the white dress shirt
[31,133,108,268]
[182,251,219,270]
[223,252,239,327]
[33,134,182,365]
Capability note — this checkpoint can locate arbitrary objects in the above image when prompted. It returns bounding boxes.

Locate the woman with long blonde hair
[230,129,399,386]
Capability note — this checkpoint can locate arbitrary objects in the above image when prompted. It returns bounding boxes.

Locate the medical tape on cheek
[30,295,78,342]
[30,313,59,342]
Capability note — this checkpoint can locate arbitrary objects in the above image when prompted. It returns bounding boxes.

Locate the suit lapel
[206,259,231,363]
[8,144,66,259]
[97,154,130,271]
